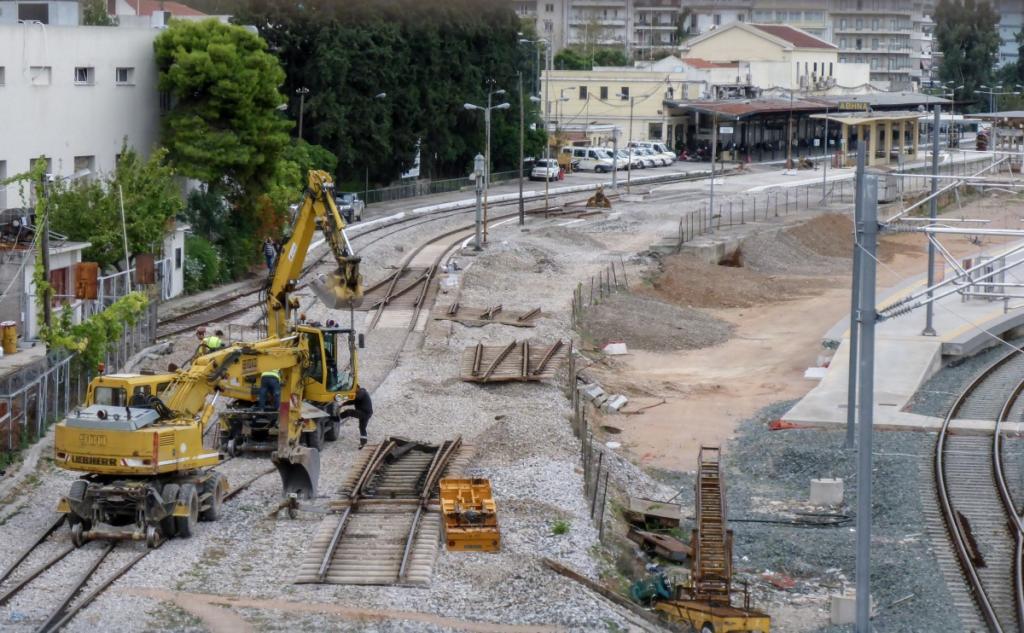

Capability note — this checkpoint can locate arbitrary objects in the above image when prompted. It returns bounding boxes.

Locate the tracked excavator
[54,170,364,546]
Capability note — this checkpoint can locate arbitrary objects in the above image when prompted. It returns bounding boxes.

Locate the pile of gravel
[579,291,733,352]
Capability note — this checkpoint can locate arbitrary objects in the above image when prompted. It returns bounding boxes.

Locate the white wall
[0,0,79,26]
[0,24,161,209]
[21,242,87,340]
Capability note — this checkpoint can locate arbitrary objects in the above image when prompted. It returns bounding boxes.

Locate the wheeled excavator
[54,170,364,546]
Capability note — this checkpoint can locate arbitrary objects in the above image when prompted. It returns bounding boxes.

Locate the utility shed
[809,110,922,167]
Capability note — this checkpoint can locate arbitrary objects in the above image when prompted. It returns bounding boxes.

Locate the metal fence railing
[363,170,521,205]
[0,297,158,462]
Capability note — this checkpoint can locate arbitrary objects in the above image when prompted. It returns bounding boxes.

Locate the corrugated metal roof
[809,92,951,108]
[663,98,827,119]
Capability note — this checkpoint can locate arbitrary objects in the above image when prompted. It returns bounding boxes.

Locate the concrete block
[830,593,873,625]
[810,478,844,506]
[592,394,609,407]
[603,341,628,355]
[580,384,605,401]
[603,394,628,413]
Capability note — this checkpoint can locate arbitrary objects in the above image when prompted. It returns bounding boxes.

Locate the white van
[561,146,618,173]
[629,141,676,165]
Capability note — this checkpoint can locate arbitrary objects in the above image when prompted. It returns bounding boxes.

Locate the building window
[840,37,847,48]
[175,247,182,270]
[545,3,554,12]
[872,18,879,30]
[30,66,51,86]
[829,62,834,76]
[840,18,847,30]
[713,14,721,26]
[648,123,662,139]
[872,38,879,50]
[49,268,69,307]
[600,86,608,99]
[0,67,4,86]
[115,67,135,85]
[17,3,48,23]
[544,19,553,33]
[74,67,95,85]
[737,14,744,22]
[0,161,6,210]
[856,18,863,29]
[579,86,587,100]
[619,87,629,100]
[73,155,95,180]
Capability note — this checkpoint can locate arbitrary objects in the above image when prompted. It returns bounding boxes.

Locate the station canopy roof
[809,110,927,126]
[663,98,826,120]
[808,92,951,109]
[973,111,1024,121]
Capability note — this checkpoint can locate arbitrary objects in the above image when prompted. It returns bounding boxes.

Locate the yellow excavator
[54,170,363,546]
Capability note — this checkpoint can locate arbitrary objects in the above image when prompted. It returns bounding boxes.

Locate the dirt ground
[588,194,1024,469]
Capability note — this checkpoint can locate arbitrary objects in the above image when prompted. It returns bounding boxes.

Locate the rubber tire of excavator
[199,472,226,522]
[304,424,325,450]
[175,484,199,538]
[324,418,341,442]
[160,483,180,539]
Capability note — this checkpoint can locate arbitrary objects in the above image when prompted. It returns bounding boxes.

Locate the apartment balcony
[569,17,627,26]
[840,46,913,54]
[572,0,627,6]
[635,22,677,30]
[834,26,912,36]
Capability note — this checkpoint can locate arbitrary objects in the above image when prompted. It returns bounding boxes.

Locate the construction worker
[337,386,372,449]
[202,329,225,353]
[258,369,282,411]
[263,237,276,269]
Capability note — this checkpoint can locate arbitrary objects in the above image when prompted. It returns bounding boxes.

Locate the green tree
[154,19,291,278]
[47,146,183,270]
[80,0,116,26]
[934,0,1002,112]
[154,19,291,200]
[234,0,545,182]
[555,48,590,70]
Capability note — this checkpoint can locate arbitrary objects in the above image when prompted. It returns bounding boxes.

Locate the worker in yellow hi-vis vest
[258,369,282,411]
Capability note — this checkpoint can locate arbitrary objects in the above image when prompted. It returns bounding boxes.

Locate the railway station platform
[783,241,1024,433]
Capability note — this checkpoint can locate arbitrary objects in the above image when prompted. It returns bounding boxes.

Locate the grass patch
[551,519,571,535]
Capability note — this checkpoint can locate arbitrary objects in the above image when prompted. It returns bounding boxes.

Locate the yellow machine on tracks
[54,170,364,547]
[85,372,175,407]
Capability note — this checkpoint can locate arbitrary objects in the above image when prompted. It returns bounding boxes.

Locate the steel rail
[936,350,1024,633]
[397,436,463,583]
[35,541,116,633]
[995,376,1024,631]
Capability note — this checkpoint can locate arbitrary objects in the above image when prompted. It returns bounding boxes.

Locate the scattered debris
[435,304,542,328]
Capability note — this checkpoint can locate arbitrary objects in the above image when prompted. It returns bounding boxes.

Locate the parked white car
[530,158,560,181]
[636,147,666,167]
[630,141,676,165]
[561,146,617,173]
[616,149,646,170]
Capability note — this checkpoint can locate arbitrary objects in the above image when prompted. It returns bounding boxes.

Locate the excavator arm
[156,335,321,496]
[267,170,363,339]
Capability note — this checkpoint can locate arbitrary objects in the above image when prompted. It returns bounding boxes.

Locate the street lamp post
[296,87,310,140]
[556,87,575,133]
[519,36,553,211]
[616,93,636,192]
[465,91,511,245]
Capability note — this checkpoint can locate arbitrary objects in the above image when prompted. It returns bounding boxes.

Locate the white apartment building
[0,23,161,210]
[995,0,1022,67]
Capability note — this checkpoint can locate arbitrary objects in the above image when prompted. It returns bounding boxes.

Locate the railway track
[934,350,1024,633]
[155,192,580,339]
[0,464,271,632]
[296,436,470,586]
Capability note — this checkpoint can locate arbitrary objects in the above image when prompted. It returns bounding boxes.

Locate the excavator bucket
[273,446,320,499]
[310,258,364,309]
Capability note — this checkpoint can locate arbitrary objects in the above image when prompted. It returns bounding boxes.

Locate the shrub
[183,234,220,294]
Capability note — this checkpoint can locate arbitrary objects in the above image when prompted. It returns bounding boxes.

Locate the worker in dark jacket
[337,386,372,448]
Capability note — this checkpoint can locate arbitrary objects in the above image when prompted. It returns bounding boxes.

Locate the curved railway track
[155,191,590,339]
[935,350,1024,633]
[153,164,740,340]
